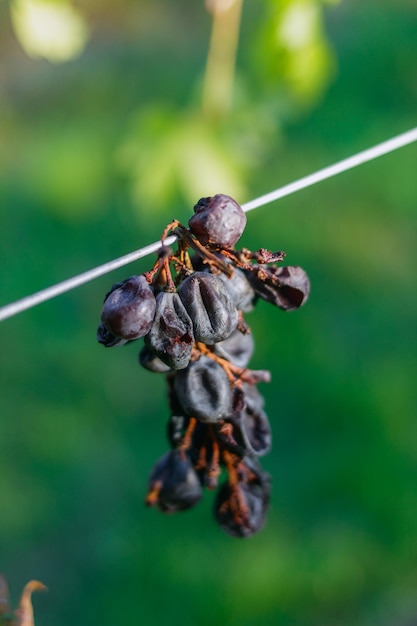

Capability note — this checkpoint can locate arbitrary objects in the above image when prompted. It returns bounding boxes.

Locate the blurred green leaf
[117,107,247,213]
[248,0,338,112]
[10,0,88,62]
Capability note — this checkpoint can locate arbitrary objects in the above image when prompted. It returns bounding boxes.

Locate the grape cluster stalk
[97,194,310,537]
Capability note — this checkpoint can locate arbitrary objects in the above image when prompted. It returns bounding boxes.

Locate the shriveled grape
[188,194,247,248]
[239,384,272,457]
[145,292,194,370]
[178,272,238,344]
[174,355,232,423]
[248,265,310,311]
[217,267,255,312]
[100,275,156,340]
[214,481,267,538]
[97,322,128,347]
[139,345,172,373]
[146,450,203,513]
[213,328,254,368]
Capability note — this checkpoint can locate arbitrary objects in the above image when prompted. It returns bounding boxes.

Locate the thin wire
[1,126,417,323]
[242,126,417,212]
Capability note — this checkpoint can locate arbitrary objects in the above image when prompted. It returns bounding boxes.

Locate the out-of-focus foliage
[115,0,338,212]
[116,0,334,212]
[116,107,246,211]
[7,0,339,213]
[1,1,417,625]
[10,0,88,62]
[251,0,337,106]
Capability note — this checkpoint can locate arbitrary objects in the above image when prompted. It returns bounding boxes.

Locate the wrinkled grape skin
[214,481,267,538]
[188,194,247,248]
[214,456,270,537]
[174,356,232,423]
[178,272,238,344]
[217,267,255,312]
[100,275,156,340]
[139,345,172,373]
[240,404,271,457]
[97,322,129,347]
[239,385,271,456]
[147,450,203,513]
[247,265,310,311]
[145,291,194,370]
[213,328,254,368]
[216,385,271,457]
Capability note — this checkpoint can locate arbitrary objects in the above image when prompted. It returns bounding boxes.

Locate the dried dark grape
[239,401,271,457]
[174,355,232,423]
[178,272,238,344]
[146,450,203,513]
[188,194,247,248]
[216,385,270,457]
[239,385,271,456]
[97,322,129,347]
[274,266,310,309]
[139,345,172,373]
[214,481,267,538]
[100,275,156,340]
[248,265,310,311]
[217,267,255,312]
[214,455,270,537]
[213,328,254,368]
[242,382,265,412]
[145,292,194,370]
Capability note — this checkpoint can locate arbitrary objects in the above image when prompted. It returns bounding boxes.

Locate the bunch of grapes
[97,194,310,538]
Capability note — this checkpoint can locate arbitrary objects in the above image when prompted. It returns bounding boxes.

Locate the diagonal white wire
[1,126,417,323]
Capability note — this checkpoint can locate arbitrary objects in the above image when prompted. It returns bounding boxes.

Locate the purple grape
[213,328,254,368]
[146,450,203,513]
[97,322,129,347]
[214,456,270,537]
[188,194,247,248]
[178,272,238,344]
[215,385,271,457]
[174,355,232,423]
[139,345,172,373]
[100,275,156,340]
[214,481,267,538]
[217,267,255,312]
[248,265,310,311]
[239,385,270,455]
[145,291,194,370]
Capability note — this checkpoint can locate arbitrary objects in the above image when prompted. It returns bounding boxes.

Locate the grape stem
[173,225,234,277]
[195,341,271,386]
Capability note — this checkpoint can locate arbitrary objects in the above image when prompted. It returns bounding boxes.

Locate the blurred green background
[1,0,417,624]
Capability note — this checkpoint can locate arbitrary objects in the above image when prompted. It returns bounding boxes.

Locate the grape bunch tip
[97,193,310,538]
